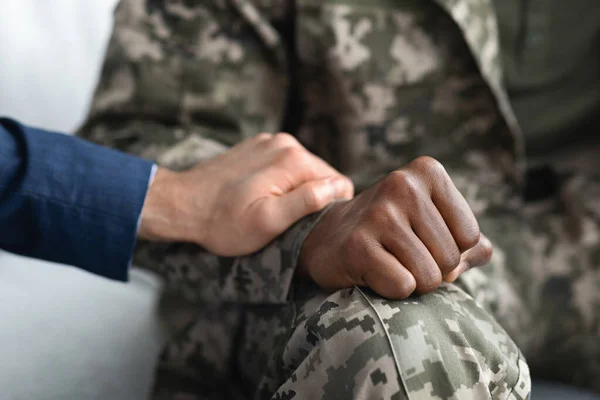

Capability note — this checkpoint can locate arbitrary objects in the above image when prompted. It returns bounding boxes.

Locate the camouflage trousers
[152,282,530,400]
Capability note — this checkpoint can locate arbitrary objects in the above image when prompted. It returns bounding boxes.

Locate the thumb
[267,176,353,234]
[444,234,493,283]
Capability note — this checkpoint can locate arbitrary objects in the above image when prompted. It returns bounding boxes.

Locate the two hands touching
[139,133,492,300]
[138,133,354,255]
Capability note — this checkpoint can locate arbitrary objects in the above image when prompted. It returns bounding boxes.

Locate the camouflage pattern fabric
[519,167,600,391]
[261,283,530,400]
[76,0,595,398]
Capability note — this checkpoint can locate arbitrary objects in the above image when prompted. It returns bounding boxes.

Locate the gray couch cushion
[0,252,165,400]
[533,382,600,400]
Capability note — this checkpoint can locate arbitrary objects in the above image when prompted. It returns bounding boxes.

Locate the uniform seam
[356,287,412,399]
[504,352,527,400]
[281,294,300,377]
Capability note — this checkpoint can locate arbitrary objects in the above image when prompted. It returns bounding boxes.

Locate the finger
[430,172,480,252]
[409,196,461,275]
[234,133,302,171]
[263,132,300,150]
[307,153,346,180]
[360,244,417,300]
[259,133,347,188]
[382,220,442,294]
[258,133,306,169]
[225,133,276,169]
[252,132,274,143]
[258,176,353,235]
[268,140,344,183]
[444,234,493,283]
[244,132,274,147]
[282,151,344,185]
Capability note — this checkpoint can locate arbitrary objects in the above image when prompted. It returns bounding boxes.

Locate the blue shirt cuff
[131,164,158,268]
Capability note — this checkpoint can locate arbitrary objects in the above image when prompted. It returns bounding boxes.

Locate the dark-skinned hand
[298,156,493,300]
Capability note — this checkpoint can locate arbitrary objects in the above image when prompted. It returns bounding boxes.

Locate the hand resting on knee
[298,156,493,299]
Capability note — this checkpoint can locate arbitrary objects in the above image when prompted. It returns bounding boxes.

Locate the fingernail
[480,235,492,248]
[314,180,335,201]
[331,177,349,198]
[445,262,467,283]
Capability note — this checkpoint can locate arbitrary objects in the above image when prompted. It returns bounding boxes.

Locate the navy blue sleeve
[0,117,154,281]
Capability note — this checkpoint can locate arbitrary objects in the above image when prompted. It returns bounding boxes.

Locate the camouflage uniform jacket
[80,0,527,306]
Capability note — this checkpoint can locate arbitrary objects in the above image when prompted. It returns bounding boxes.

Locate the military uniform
[77,0,599,398]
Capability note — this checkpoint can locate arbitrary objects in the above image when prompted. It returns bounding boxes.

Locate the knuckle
[439,247,461,272]
[418,270,443,293]
[410,156,450,189]
[346,228,369,251]
[411,156,446,176]
[482,240,494,261]
[276,146,306,166]
[387,169,411,185]
[395,288,411,300]
[383,170,421,198]
[395,277,417,300]
[364,201,395,226]
[458,224,481,250]
[398,285,415,300]
[338,176,355,198]
[472,235,493,266]
[255,132,273,142]
[415,262,443,293]
[304,183,328,211]
[271,132,299,148]
[400,176,421,198]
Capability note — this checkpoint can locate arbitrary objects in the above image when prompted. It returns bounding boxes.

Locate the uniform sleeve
[77,0,316,304]
[0,117,153,281]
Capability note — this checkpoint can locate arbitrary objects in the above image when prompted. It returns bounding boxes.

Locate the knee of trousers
[283,284,531,400]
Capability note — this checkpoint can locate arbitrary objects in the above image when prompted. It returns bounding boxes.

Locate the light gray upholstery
[0,253,166,400]
[533,382,600,400]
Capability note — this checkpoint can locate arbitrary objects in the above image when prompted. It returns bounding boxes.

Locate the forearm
[0,118,153,280]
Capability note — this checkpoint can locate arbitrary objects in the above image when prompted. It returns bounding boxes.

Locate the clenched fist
[139,133,354,255]
[298,156,492,299]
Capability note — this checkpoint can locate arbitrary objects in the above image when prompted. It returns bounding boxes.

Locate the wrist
[297,214,328,280]
[138,167,197,243]
[297,241,314,280]
[296,201,342,281]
